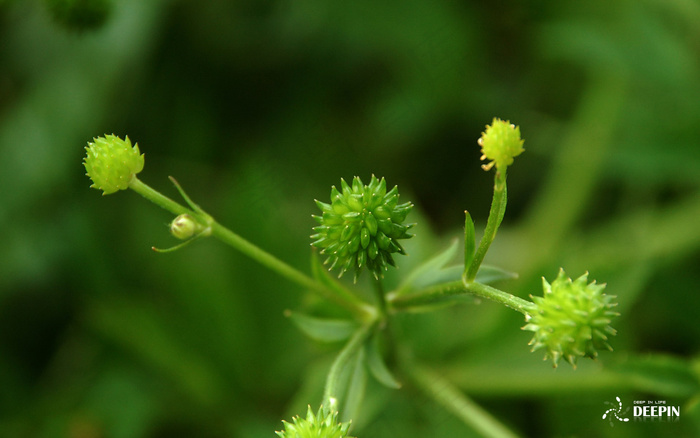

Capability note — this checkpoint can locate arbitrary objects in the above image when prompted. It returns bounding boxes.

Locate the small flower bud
[84,134,144,195]
[522,269,619,368]
[276,405,354,438]
[311,175,414,281]
[478,118,524,171]
[170,214,199,240]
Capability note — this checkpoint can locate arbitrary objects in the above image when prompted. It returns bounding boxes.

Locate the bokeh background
[2,0,700,436]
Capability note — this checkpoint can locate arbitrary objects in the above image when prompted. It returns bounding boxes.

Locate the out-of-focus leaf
[365,333,401,389]
[395,240,458,294]
[86,296,225,407]
[474,265,519,285]
[612,355,700,398]
[285,310,358,343]
[341,347,367,424]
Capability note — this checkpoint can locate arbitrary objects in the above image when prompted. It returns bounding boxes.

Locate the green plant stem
[465,281,535,315]
[322,323,375,412]
[129,177,376,321]
[130,177,192,217]
[466,169,507,282]
[407,363,520,438]
[373,278,388,318]
[388,280,535,316]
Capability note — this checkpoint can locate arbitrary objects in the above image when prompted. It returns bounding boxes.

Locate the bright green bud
[311,175,414,281]
[276,405,354,438]
[170,214,200,240]
[84,135,144,195]
[478,118,524,171]
[522,269,619,368]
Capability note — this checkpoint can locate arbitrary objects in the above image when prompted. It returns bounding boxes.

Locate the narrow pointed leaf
[395,240,459,295]
[464,210,476,278]
[341,348,367,423]
[473,264,518,284]
[365,334,401,389]
[285,311,358,343]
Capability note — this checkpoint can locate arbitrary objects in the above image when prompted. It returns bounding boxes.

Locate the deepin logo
[602,396,630,426]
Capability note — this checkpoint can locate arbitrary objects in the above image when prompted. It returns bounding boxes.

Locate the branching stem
[388,280,535,316]
[129,176,376,322]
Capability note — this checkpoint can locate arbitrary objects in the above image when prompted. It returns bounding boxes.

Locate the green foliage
[3,0,700,437]
[43,0,112,31]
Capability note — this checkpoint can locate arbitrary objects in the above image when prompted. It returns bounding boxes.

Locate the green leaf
[396,240,459,295]
[341,347,367,423]
[285,311,358,343]
[365,333,402,389]
[612,355,700,398]
[464,210,476,278]
[473,265,518,284]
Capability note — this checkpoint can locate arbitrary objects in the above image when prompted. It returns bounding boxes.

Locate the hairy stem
[388,280,535,316]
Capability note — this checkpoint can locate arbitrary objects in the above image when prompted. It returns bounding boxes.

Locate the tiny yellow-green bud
[478,118,524,171]
[170,214,198,240]
[84,134,144,195]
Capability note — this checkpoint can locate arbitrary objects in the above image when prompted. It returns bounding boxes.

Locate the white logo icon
[603,396,630,425]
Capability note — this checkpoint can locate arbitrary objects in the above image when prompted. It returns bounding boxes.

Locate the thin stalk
[129,177,192,217]
[373,278,388,318]
[129,177,375,321]
[466,169,507,282]
[388,280,535,316]
[407,363,520,438]
[388,280,468,312]
[464,281,535,315]
[322,323,375,411]
[208,221,373,320]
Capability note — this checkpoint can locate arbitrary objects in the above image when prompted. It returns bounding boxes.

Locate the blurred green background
[2,0,700,436]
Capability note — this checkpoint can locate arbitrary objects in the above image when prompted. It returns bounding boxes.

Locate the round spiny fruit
[311,175,414,281]
[522,269,619,368]
[84,134,144,195]
[276,405,354,438]
[478,118,524,171]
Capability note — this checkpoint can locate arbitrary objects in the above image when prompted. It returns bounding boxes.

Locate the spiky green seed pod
[478,118,524,171]
[84,135,144,195]
[311,175,414,281]
[522,269,619,368]
[276,405,354,438]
